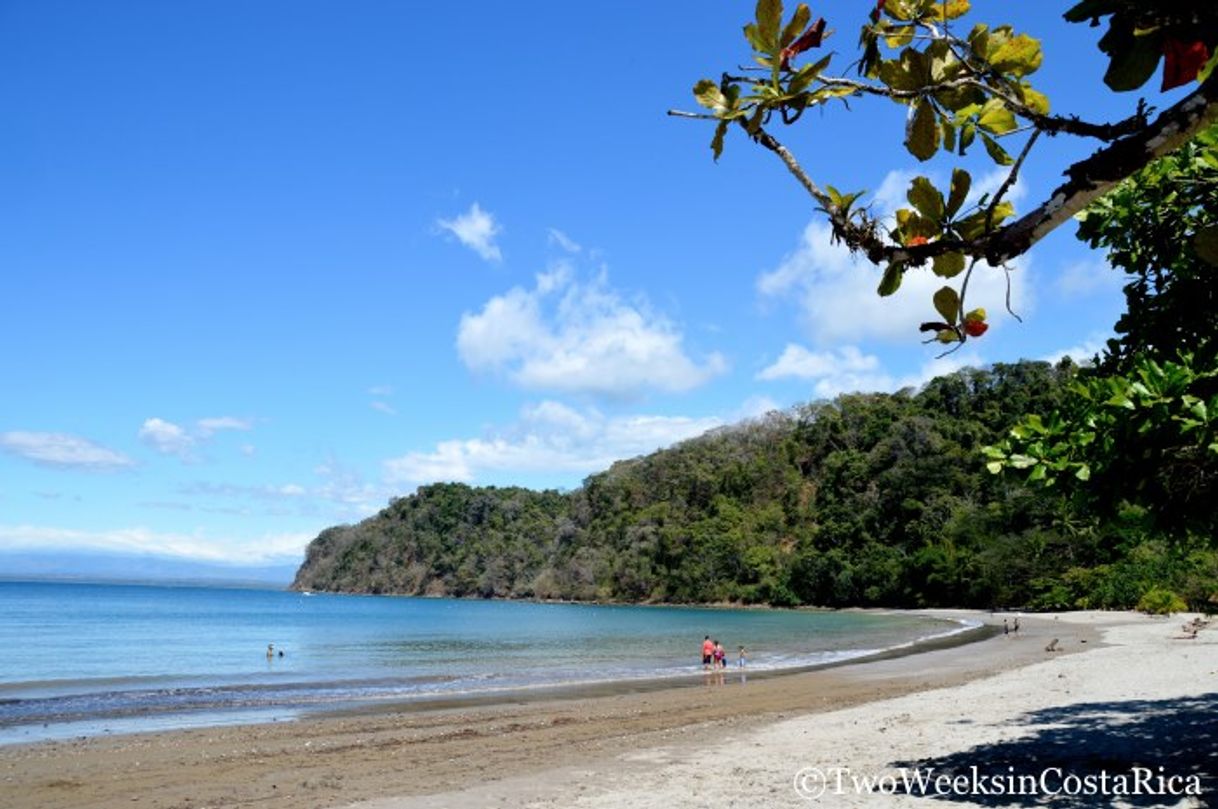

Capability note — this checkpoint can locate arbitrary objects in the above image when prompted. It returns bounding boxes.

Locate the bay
[0,580,974,743]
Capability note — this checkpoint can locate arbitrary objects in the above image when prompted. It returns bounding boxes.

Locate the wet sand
[0,611,1085,809]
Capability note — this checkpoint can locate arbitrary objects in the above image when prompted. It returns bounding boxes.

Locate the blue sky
[0,2,1177,568]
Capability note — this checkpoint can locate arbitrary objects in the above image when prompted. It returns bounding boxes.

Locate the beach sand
[1,611,1213,808]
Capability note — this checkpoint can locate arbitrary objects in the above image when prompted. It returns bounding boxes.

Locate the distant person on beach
[1003,619,1009,636]
[1013,617,1021,634]
[738,646,747,668]
[713,641,726,669]
[266,643,275,660]
[702,636,715,670]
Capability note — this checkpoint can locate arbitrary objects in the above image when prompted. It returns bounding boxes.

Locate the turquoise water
[0,581,973,743]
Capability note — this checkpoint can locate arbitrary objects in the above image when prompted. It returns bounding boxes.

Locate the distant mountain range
[0,550,299,587]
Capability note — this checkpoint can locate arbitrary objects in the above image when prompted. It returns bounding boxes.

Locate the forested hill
[292,361,1217,610]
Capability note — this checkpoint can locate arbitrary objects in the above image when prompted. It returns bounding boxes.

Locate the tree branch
[986,75,1218,266]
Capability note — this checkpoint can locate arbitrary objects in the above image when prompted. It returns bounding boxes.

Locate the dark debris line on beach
[890,692,1218,807]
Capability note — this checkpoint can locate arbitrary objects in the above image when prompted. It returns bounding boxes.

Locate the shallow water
[0,580,973,743]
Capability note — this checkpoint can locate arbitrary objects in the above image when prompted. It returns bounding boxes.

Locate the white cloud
[196,416,253,436]
[1042,333,1109,365]
[757,342,983,399]
[370,401,397,416]
[757,344,880,381]
[384,400,722,488]
[0,524,308,565]
[0,431,134,470]
[757,221,1029,345]
[1054,258,1122,299]
[548,228,581,253]
[138,418,196,458]
[368,385,394,397]
[138,416,257,460]
[437,202,503,262]
[457,267,726,398]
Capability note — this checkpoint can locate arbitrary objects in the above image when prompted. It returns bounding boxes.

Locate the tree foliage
[293,361,1218,611]
[675,0,1218,347]
[984,124,1218,533]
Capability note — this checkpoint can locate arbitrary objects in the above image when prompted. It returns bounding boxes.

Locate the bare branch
[986,129,1040,232]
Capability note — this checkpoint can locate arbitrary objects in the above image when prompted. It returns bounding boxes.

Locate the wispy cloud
[0,431,134,470]
[139,416,255,461]
[370,401,397,416]
[384,400,723,489]
[1054,258,1123,299]
[458,264,726,398]
[139,418,196,458]
[0,524,309,565]
[547,228,581,253]
[757,342,983,399]
[196,416,253,436]
[437,202,503,262]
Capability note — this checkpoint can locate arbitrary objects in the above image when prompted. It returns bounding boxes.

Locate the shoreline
[0,607,980,746]
[0,610,1102,809]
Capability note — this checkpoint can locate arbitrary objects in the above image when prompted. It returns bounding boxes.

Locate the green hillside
[293,361,1218,611]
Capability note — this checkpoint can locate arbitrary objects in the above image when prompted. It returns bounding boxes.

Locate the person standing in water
[701,635,715,670]
[738,645,747,668]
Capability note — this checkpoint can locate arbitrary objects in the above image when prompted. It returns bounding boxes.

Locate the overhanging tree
[673,0,1217,346]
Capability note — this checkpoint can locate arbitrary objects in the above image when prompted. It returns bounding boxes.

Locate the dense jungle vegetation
[293,359,1218,611]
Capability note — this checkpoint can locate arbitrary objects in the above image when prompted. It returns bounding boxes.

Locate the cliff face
[294,360,1214,610]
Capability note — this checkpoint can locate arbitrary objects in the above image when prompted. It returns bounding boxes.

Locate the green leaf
[1018,85,1051,116]
[885,25,915,49]
[958,122,976,155]
[1101,22,1162,92]
[780,3,811,48]
[905,98,939,162]
[990,200,1015,224]
[946,168,971,218]
[755,0,783,52]
[878,260,905,296]
[1193,225,1218,266]
[933,285,960,323]
[1028,463,1047,481]
[941,119,956,153]
[985,460,1004,474]
[980,132,1013,166]
[1063,0,1109,23]
[908,176,945,222]
[879,49,929,92]
[1008,453,1035,469]
[932,252,967,278]
[929,0,970,22]
[694,79,728,111]
[989,33,1043,77]
[977,99,1017,135]
[710,120,729,161]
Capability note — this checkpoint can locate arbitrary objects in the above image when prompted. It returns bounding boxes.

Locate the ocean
[0,580,976,744]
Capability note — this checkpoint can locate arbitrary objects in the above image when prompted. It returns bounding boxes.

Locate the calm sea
[0,581,974,744]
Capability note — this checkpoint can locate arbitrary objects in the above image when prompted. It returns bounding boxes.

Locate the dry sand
[1,611,1213,809]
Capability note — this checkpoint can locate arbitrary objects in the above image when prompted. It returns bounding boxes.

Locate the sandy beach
[1,611,1213,809]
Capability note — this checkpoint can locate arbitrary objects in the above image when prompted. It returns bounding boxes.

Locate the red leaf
[906,235,929,246]
[780,18,827,71]
[1162,38,1210,91]
[963,320,989,337]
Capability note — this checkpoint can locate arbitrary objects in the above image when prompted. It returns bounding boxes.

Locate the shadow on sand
[890,692,1218,807]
